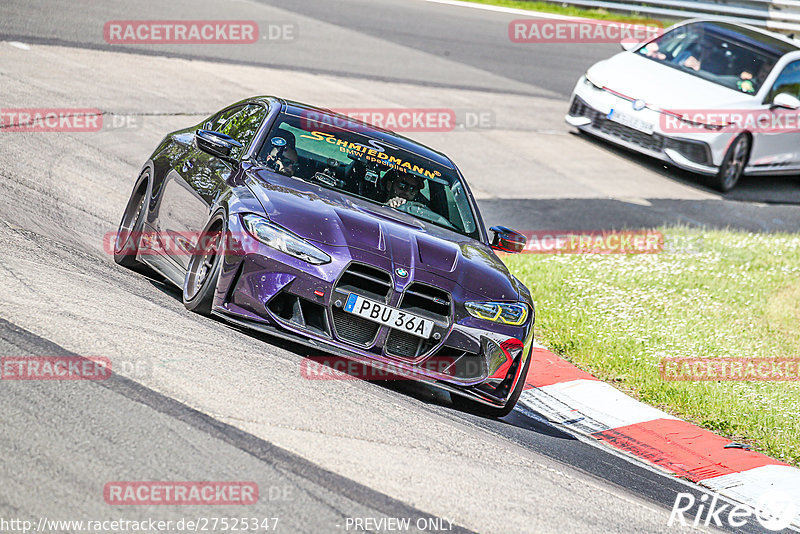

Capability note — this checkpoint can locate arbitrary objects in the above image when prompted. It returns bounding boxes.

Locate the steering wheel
[395,201,432,219]
[396,201,456,230]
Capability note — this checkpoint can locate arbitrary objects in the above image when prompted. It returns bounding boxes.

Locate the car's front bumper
[565,78,736,176]
[212,219,534,409]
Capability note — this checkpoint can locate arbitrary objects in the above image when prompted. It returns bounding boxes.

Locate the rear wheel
[712,134,750,192]
[451,352,531,418]
[182,212,226,316]
[114,171,150,270]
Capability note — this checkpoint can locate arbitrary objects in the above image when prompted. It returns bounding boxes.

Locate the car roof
[679,19,800,56]
[250,96,456,170]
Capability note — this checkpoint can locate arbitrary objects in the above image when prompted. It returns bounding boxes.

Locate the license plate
[608,109,654,135]
[344,294,434,339]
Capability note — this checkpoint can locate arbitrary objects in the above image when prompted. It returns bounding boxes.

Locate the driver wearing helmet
[384,168,425,209]
[263,130,299,177]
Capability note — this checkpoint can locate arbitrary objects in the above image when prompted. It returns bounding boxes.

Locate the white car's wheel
[714,134,750,192]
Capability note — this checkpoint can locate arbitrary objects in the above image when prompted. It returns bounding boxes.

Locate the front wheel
[451,352,531,418]
[182,212,226,316]
[712,134,750,192]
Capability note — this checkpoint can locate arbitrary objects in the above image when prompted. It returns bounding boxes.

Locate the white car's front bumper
[565,77,736,176]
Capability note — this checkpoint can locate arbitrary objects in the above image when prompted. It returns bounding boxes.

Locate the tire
[712,134,750,192]
[182,212,226,316]
[114,171,150,270]
[451,351,532,418]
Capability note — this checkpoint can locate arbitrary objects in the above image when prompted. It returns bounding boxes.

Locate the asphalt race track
[1,1,799,533]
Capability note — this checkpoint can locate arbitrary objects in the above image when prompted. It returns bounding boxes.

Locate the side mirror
[620,40,637,52]
[195,129,243,162]
[771,93,800,110]
[489,226,526,253]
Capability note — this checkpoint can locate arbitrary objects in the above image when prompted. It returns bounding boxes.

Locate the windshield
[636,22,782,95]
[256,112,480,240]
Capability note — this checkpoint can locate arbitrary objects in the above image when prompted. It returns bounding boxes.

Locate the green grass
[459,0,672,24]
[504,228,800,466]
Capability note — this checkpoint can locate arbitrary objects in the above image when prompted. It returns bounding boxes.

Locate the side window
[206,104,267,160]
[767,60,800,102]
[206,105,243,132]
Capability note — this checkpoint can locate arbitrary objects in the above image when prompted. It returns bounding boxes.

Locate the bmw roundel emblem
[632,99,646,111]
[395,267,408,278]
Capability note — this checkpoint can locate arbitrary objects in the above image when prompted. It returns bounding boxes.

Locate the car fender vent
[431,345,485,380]
[267,292,331,338]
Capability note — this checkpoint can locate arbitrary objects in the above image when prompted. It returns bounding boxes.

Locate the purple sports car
[114,97,534,416]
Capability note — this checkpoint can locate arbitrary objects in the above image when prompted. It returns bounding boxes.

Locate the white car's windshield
[637,22,792,94]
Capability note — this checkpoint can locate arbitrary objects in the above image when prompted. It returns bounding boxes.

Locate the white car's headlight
[465,301,529,326]
[676,114,730,131]
[242,214,331,265]
[583,72,603,90]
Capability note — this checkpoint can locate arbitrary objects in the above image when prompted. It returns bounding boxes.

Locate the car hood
[588,52,758,109]
[245,169,519,301]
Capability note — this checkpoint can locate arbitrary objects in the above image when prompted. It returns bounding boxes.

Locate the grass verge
[504,227,800,466]
[457,0,672,24]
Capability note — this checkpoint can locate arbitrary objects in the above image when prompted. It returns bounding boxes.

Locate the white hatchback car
[566,20,800,191]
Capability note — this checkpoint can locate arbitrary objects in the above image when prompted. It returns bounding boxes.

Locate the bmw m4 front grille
[331,307,380,345]
[335,263,392,302]
[331,265,452,357]
[385,330,425,359]
[331,263,392,347]
[384,283,450,360]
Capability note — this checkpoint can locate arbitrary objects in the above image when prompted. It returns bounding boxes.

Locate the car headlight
[583,72,603,90]
[465,301,529,326]
[662,110,730,131]
[680,116,729,131]
[242,214,331,265]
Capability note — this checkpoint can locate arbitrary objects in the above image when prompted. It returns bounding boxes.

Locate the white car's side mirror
[620,40,637,51]
[772,92,800,110]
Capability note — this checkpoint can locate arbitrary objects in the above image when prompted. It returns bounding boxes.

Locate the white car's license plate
[344,293,434,339]
[608,109,654,135]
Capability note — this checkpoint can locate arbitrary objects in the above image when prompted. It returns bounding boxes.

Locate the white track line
[520,378,676,432]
